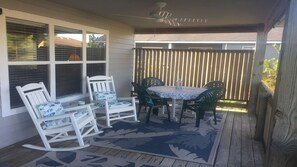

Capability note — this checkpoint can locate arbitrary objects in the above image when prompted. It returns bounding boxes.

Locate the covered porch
[0,0,296,166]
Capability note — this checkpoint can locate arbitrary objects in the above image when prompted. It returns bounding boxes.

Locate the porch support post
[248,26,267,114]
[266,0,297,166]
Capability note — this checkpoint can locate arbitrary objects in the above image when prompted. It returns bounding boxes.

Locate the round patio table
[147,86,206,120]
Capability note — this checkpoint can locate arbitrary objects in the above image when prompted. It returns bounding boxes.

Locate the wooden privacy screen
[134,48,254,101]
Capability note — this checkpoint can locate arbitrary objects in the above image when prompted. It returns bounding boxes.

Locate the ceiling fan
[148,1,181,26]
[116,1,207,27]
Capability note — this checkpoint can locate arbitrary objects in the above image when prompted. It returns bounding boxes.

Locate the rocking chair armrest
[64,104,94,118]
[117,96,135,101]
[89,102,99,110]
[37,105,93,123]
[63,104,92,112]
[37,112,76,122]
[91,102,102,111]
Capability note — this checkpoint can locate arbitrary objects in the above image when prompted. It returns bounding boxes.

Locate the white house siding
[0,0,134,148]
[109,32,134,96]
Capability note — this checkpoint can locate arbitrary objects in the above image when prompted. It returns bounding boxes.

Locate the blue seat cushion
[37,101,69,129]
[37,101,88,129]
[94,91,132,109]
[109,101,132,108]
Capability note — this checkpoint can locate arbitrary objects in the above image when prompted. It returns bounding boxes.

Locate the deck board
[0,111,265,167]
[137,154,153,163]
[249,112,265,167]
[160,158,176,166]
[148,155,164,165]
[124,151,142,161]
[242,113,255,167]
[228,112,242,167]
[172,159,188,167]
[186,161,202,167]
[214,112,234,167]
[114,150,131,159]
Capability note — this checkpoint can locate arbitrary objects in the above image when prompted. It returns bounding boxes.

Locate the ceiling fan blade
[153,1,208,24]
[163,18,181,27]
[177,18,208,23]
[114,1,207,27]
[158,11,173,19]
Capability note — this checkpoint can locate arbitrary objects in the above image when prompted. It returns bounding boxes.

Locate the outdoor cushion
[94,91,131,108]
[37,101,69,129]
[109,101,132,108]
[94,91,117,107]
[38,101,64,117]
[37,101,88,129]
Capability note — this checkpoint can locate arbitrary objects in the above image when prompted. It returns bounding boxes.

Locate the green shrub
[262,58,278,91]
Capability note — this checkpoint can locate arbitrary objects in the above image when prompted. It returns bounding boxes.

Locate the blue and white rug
[22,151,162,167]
[91,111,226,165]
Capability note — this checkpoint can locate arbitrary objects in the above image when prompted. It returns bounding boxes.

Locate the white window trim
[188,47,213,50]
[242,45,255,50]
[0,8,109,117]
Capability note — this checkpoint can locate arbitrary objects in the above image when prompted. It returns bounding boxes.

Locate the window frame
[0,8,109,117]
[242,45,255,50]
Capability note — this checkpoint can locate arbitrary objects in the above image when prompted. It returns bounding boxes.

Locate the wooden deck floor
[0,111,265,167]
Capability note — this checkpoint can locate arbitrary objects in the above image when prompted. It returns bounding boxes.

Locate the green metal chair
[132,82,170,123]
[203,80,225,89]
[141,77,167,116]
[179,87,225,127]
[145,89,171,123]
[141,77,165,89]
[131,82,148,117]
[203,80,225,105]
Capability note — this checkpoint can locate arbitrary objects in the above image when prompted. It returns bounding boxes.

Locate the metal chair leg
[179,101,186,124]
[146,107,153,123]
[195,109,201,127]
[137,104,142,118]
[213,109,217,124]
[166,104,171,122]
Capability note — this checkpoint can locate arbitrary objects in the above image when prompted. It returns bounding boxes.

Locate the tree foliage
[7,34,36,61]
[262,43,280,91]
[262,58,278,91]
[88,34,105,48]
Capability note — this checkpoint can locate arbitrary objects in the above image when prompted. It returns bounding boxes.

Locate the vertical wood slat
[231,51,238,100]
[134,48,254,101]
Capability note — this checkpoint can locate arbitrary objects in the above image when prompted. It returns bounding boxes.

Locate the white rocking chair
[87,75,138,127]
[16,82,102,151]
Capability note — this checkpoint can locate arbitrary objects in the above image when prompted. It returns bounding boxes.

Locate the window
[9,65,49,108]
[55,26,82,61]
[54,26,83,98]
[87,63,106,77]
[86,32,107,77]
[7,18,49,61]
[87,32,106,61]
[56,64,82,97]
[6,18,50,109]
[1,12,108,116]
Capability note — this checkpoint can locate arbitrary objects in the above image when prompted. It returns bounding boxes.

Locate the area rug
[22,151,163,167]
[91,111,226,165]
